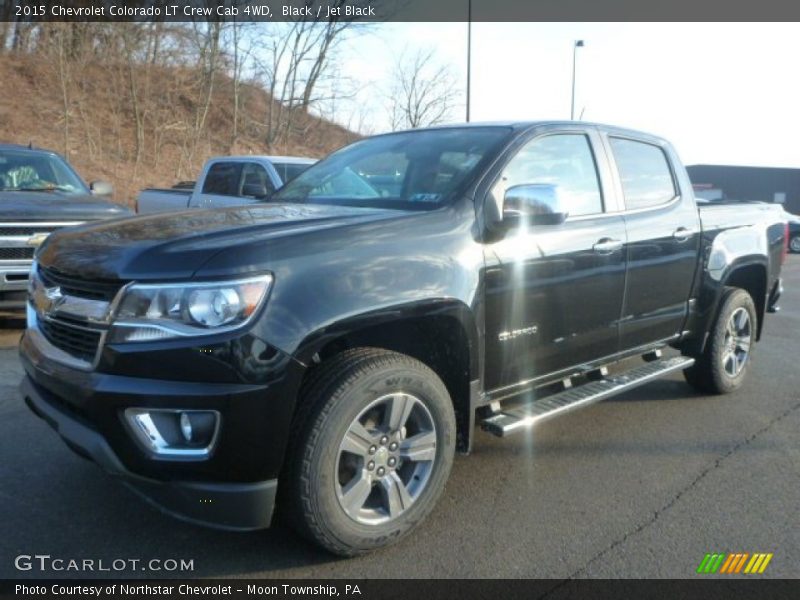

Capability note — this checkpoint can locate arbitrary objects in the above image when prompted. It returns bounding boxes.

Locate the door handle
[672,227,695,242]
[593,238,623,254]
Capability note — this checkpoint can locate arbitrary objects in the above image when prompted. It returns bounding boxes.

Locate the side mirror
[242,182,270,199]
[503,183,568,227]
[90,180,113,197]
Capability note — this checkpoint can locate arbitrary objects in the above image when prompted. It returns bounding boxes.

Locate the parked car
[0,144,131,317]
[782,208,800,253]
[20,123,787,556]
[135,156,316,213]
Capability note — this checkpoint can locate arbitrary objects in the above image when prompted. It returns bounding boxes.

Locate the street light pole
[570,39,584,120]
[466,0,472,122]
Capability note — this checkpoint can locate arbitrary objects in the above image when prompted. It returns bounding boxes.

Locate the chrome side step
[481,356,695,437]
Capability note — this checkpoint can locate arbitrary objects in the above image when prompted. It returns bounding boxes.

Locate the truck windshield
[0,149,89,195]
[272,127,512,210]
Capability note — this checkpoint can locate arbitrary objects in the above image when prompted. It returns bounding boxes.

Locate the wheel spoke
[734,352,744,374]
[385,394,415,432]
[341,420,375,456]
[723,352,735,376]
[400,431,436,462]
[380,472,413,517]
[736,336,751,352]
[340,470,373,514]
[735,310,748,331]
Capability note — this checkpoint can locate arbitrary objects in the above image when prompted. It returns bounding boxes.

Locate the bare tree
[389,49,460,131]
[254,11,366,149]
[0,0,15,53]
[225,20,258,149]
[51,25,73,155]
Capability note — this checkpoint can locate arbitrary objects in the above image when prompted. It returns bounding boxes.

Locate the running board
[481,356,695,437]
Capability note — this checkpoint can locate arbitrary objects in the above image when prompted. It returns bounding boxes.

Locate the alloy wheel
[335,393,437,525]
[722,307,751,377]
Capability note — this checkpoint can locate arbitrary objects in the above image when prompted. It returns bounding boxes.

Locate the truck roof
[209,155,317,164]
[393,121,669,145]
[0,143,61,156]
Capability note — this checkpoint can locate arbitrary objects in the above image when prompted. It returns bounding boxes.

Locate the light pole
[570,39,584,120]
[466,0,472,122]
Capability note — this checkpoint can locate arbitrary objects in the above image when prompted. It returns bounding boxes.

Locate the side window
[609,137,677,210]
[202,162,242,196]
[495,134,604,217]
[241,163,275,198]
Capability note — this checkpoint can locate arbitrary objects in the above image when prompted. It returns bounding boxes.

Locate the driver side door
[483,129,627,391]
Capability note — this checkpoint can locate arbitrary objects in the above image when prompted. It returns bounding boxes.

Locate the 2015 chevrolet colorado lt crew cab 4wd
[20,122,787,556]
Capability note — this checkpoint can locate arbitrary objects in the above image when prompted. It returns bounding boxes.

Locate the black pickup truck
[0,144,131,316]
[19,123,787,556]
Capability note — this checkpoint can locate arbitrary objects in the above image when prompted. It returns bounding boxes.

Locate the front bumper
[0,264,29,314]
[18,320,307,531]
[21,376,277,530]
[0,290,26,315]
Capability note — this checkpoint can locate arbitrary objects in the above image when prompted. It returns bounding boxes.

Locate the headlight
[109,274,273,343]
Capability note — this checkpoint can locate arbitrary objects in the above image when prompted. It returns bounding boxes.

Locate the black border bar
[2,579,800,600]
[4,0,800,22]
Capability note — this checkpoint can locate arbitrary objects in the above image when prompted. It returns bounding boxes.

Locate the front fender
[290,298,480,376]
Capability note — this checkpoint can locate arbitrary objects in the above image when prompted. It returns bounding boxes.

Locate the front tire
[790,234,800,254]
[683,287,756,394]
[284,348,456,556]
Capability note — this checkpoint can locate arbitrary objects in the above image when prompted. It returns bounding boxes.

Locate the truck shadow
[2,440,344,579]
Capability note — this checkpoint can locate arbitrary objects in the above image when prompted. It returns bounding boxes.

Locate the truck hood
[0,191,131,221]
[37,203,406,281]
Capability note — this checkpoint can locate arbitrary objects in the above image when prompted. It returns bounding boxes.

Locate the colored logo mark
[696,552,773,574]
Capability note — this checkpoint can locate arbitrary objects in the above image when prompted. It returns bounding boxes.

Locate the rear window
[609,138,677,210]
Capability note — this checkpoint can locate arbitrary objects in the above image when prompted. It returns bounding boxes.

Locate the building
[686,165,800,215]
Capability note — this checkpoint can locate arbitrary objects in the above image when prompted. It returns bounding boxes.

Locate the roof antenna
[28,140,33,149]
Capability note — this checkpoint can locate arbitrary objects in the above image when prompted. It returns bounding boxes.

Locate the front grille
[0,225,63,236]
[39,266,124,301]
[39,318,102,362]
[0,247,35,260]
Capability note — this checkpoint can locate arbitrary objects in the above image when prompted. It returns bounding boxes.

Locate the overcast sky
[337,22,799,168]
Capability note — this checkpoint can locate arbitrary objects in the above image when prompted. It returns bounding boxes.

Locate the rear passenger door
[605,135,702,349]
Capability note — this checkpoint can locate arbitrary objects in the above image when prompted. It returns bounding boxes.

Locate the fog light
[124,408,220,459]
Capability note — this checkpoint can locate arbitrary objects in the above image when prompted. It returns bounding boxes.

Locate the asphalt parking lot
[1,258,798,580]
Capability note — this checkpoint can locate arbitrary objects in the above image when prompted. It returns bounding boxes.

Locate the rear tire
[790,234,800,254]
[683,287,756,394]
[283,348,456,556]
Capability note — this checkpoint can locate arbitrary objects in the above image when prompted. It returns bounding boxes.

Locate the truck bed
[136,188,192,214]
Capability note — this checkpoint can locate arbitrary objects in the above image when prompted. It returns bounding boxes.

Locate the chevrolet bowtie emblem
[33,284,64,317]
[26,233,50,247]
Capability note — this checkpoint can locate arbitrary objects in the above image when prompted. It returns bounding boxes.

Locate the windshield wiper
[2,186,60,193]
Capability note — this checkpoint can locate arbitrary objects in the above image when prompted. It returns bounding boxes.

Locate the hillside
[0,54,358,208]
